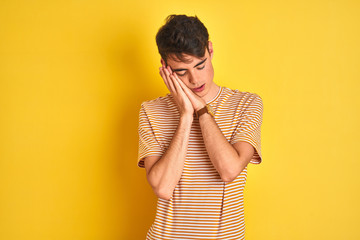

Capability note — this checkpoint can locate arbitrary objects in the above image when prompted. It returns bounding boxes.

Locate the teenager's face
[165,42,216,99]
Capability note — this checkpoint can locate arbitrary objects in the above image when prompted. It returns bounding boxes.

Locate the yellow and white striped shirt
[137,86,263,239]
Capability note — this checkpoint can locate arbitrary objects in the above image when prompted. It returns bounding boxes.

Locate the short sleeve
[230,94,263,164]
[137,103,164,168]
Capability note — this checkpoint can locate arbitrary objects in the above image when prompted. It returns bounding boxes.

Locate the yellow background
[1,0,359,239]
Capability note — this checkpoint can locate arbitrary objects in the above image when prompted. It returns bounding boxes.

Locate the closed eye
[175,64,205,76]
[177,72,186,76]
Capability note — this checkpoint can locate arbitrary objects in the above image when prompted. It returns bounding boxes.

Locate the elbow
[155,187,173,201]
[221,164,248,183]
[147,173,174,200]
[222,175,236,183]
[221,169,241,183]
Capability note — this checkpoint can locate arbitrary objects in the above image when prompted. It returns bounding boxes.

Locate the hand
[171,74,207,112]
[159,64,194,118]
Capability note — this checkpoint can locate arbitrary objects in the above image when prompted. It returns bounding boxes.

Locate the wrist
[195,104,215,118]
[180,113,193,123]
[198,111,211,119]
[195,104,206,112]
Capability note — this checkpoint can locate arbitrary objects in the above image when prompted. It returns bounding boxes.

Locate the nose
[188,71,200,86]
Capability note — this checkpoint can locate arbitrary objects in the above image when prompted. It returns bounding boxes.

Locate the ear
[208,41,214,60]
[160,58,166,67]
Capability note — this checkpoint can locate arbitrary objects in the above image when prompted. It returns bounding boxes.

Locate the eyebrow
[172,58,207,72]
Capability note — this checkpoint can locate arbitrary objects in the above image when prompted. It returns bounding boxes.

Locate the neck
[204,84,220,103]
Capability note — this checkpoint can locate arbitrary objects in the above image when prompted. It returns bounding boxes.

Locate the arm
[198,113,255,182]
[143,64,194,200]
[144,115,193,200]
[166,71,259,183]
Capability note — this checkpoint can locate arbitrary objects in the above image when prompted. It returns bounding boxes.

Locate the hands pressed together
[159,62,206,118]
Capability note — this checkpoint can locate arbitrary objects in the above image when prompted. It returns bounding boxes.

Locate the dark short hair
[155,14,209,64]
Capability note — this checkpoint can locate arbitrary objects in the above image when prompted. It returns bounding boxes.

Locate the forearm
[147,115,193,200]
[199,113,247,182]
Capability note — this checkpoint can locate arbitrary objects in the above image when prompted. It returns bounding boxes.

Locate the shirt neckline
[206,86,223,105]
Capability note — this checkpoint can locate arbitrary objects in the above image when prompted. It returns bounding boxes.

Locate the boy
[137,14,263,239]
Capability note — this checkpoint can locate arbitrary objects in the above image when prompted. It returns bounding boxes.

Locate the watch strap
[196,106,208,118]
[196,104,215,118]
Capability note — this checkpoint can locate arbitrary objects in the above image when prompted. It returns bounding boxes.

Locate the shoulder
[140,93,173,109]
[221,86,263,107]
[139,93,178,117]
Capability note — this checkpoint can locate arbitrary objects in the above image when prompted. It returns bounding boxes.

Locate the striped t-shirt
[137,86,263,240]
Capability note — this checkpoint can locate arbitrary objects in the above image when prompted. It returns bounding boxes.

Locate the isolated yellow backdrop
[1,0,359,239]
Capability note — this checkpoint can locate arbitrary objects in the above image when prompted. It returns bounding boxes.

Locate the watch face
[207,104,215,116]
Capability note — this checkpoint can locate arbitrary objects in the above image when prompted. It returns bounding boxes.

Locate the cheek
[205,66,214,80]
[178,77,189,85]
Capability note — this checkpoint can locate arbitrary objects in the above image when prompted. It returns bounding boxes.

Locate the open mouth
[193,84,205,92]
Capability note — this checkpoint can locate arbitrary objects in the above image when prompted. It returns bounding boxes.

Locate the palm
[160,66,195,116]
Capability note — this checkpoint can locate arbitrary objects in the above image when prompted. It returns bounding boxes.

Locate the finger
[172,73,193,96]
[170,71,188,93]
[172,74,206,111]
[159,67,172,92]
[171,73,193,98]
[173,74,201,106]
[163,66,172,79]
[167,65,173,75]
[170,74,184,94]
[162,67,176,93]
[170,75,190,103]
